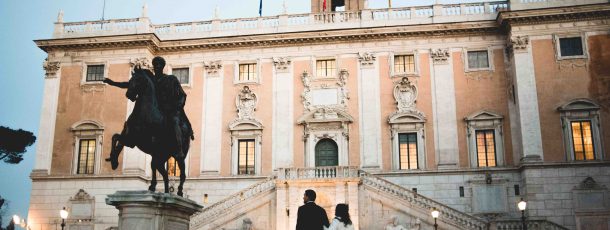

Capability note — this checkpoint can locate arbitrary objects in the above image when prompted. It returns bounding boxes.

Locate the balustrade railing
[278,166,359,180]
[54,1,508,39]
[360,171,488,230]
[189,176,276,228]
[494,219,569,230]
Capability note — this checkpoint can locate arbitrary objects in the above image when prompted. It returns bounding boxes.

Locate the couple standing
[296,189,354,230]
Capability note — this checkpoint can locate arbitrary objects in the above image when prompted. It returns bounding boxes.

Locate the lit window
[86,65,104,82]
[239,64,257,81]
[559,37,584,57]
[398,133,418,170]
[467,51,489,69]
[316,60,336,77]
[77,139,96,174]
[166,157,180,176]
[571,121,595,161]
[476,130,496,167]
[238,139,255,175]
[394,55,415,74]
[173,68,189,84]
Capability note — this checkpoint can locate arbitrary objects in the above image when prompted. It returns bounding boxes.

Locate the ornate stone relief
[508,36,529,54]
[430,49,450,65]
[389,77,425,121]
[300,70,350,112]
[129,57,150,69]
[557,59,587,71]
[273,57,291,72]
[43,58,60,78]
[358,52,376,67]
[204,60,223,76]
[68,189,95,222]
[465,71,494,81]
[236,86,258,120]
[576,177,606,190]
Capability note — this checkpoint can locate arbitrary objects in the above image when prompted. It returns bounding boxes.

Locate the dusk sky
[0,0,486,224]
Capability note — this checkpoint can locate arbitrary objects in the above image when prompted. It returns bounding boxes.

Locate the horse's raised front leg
[104,134,123,170]
[155,155,170,194]
[177,157,186,197]
[148,158,157,192]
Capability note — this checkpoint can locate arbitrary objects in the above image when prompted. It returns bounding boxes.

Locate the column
[272,57,294,170]
[358,52,382,169]
[509,36,544,162]
[32,59,61,176]
[430,48,459,169]
[201,61,224,175]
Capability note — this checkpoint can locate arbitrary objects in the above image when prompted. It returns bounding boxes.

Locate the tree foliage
[0,126,36,164]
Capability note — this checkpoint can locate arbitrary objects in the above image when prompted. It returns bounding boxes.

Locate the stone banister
[360,171,488,230]
[277,166,360,180]
[493,219,569,230]
[53,1,508,40]
[189,176,276,229]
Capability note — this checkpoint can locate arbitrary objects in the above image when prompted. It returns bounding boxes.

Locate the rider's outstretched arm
[104,78,129,89]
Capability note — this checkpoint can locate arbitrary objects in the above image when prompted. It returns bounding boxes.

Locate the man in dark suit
[296,189,330,230]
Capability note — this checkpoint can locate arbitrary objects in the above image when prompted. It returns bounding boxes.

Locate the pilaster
[201,60,224,175]
[272,57,294,170]
[358,52,382,169]
[430,49,459,169]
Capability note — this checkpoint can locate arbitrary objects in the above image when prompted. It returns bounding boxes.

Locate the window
[166,157,180,176]
[465,111,505,168]
[77,139,96,174]
[86,64,105,82]
[475,130,496,167]
[558,99,603,162]
[398,133,418,170]
[239,63,257,82]
[316,59,336,77]
[467,51,490,69]
[173,68,189,85]
[394,55,416,74]
[559,37,584,57]
[571,121,595,161]
[238,139,255,175]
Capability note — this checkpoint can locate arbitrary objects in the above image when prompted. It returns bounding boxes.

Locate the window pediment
[229,120,263,131]
[557,98,600,112]
[71,120,104,131]
[464,111,503,122]
[388,111,426,124]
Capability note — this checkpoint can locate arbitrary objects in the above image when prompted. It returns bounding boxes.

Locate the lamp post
[518,198,527,230]
[60,207,69,230]
[431,207,440,230]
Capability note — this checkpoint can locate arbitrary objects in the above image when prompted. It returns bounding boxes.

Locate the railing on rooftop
[53,1,508,39]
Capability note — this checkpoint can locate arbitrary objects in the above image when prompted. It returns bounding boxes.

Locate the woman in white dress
[326,203,354,230]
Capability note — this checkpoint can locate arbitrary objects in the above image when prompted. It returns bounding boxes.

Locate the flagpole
[388,0,392,8]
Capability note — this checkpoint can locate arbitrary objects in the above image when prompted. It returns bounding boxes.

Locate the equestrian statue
[104,56,194,197]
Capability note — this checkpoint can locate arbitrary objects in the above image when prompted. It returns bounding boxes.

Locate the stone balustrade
[189,176,276,228]
[53,1,508,40]
[277,166,360,180]
[360,171,489,230]
[494,219,569,230]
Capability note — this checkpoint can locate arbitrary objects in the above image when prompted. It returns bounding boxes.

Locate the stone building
[29,0,610,229]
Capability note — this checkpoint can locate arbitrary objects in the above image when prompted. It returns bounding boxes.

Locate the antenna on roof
[102,0,107,21]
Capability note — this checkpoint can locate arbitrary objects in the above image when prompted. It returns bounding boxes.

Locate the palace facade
[29,0,610,229]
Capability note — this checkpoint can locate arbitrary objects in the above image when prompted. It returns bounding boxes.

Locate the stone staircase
[189,167,567,230]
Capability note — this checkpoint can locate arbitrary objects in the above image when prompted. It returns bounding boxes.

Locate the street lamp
[431,207,440,230]
[518,198,527,230]
[12,215,20,226]
[60,207,69,230]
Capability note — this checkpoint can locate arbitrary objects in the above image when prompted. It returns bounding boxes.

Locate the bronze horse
[105,68,191,196]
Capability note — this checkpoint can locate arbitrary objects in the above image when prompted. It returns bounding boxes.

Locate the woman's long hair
[335,203,352,227]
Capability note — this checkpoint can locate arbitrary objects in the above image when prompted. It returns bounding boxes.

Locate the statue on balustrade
[103,56,194,197]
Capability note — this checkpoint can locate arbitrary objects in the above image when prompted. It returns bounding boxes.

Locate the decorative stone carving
[508,36,529,53]
[301,69,350,112]
[273,57,291,72]
[558,59,587,71]
[430,48,450,64]
[394,77,417,113]
[204,60,223,76]
[236,86,257,120]
[43,58,60,78]
[240,218,253,230]
[69,189,95,222]
[129,57,150,69]
[57,10,64,23]
[358,52,376,66]
[576,177,606,190]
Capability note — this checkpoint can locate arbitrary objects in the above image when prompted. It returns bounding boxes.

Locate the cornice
[497,3,610,29]
[35,21,500,54]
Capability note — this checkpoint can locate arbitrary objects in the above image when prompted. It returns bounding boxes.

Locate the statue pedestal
[106,190,203,230]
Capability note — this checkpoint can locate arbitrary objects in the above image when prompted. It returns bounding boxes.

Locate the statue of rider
[104,56,193,158]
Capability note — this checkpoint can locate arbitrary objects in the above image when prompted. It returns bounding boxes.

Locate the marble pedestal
[106,190,203,230]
